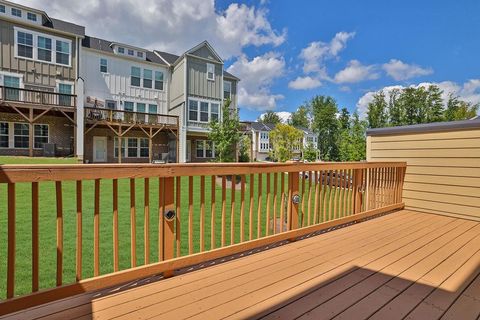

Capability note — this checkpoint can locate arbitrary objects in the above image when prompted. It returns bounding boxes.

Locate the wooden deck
[2,209,480,320]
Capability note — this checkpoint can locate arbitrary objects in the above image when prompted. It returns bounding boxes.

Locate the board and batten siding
[186,56,222,101]
[367,121,480,221]
[0,19,77,86]
[81,49,169,114]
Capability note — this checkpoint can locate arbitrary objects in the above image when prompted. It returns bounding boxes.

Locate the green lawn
[0,157,352,299]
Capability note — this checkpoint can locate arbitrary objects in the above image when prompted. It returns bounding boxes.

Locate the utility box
[43,143,56,157]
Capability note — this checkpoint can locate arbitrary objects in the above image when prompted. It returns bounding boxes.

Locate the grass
[0,157,353,299]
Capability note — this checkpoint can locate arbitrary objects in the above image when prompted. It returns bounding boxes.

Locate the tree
[311,95,340,161]
[302,143,318,162]
[258,111,281,124]
[425,85,444,123]
[269,123,303,162]
[238,135,251,162]
[445,94,479,121]
[208,100,241,162]
[367,91,388,128]
[290,105,310,128]
[388,88,403,126]
[338,112,367,161]
[338,107,350,131]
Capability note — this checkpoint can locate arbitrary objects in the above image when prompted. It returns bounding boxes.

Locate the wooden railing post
[288,171,300,231]
[163,177,175,277]
[353,168,364,214]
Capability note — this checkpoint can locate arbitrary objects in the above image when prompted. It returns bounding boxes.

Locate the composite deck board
[1,210,479,320]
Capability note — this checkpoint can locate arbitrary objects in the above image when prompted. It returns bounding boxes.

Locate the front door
[186,140,191,162]
[93,136,107,162]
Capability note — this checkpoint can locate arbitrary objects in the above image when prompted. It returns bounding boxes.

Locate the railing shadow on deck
[0,162,406,316]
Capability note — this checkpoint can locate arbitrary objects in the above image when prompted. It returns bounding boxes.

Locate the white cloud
[288,76,322,90]
[17,0,285,59]
[382,59,433,81]
[259,111,291,123]
[227,52,285,110]
[356,80,480,119]
[334,60,379,84]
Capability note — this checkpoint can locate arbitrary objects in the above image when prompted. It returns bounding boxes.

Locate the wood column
[117,125,122,164]
[149,127,153,163]
[28,109,34,157]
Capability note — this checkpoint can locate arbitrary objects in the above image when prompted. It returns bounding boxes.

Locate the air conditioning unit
[43,143,56,157]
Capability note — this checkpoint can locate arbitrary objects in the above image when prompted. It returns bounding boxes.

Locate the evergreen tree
[338,107,350,131]
[388,88,403,126]
[258,111,282,124]
[367,91,388,128]
[425,85,444,122]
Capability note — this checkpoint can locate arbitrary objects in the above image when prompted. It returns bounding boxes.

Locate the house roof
[82,36,168,66]
[154,51,180,65]
[295,126,316,135]
[223,70,240,81]
[250,122,276,131]
[48,18,85,37]
[367,118,480,136]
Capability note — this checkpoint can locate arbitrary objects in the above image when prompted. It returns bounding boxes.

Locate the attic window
[128,49,134,56]
[207,63,215,81]
[27,12,37,21]
[11,8,21,17]
[137,52,143,58]
[118,47,124,54]
[0,5,5,13]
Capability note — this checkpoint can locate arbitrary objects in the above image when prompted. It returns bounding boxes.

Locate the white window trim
[0,71,24,88]
[33,123,49,149]
[223,80,231,100]
[196,140,215,158]
[188,98,220,123]
[130,66,164,92]
[100,58,108,73]
[0,121,9,149]
[120,137,150,158]
[13,122,29,149]
[55,80,74,93]
[14,26,72,67]
[206,63,215,81]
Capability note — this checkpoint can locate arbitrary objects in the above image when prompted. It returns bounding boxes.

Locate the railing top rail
[0,161,406,183]
[84,106,179,119]
[0,85,77,98]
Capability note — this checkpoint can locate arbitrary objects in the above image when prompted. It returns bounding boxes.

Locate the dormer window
[207,63,215,81]
[27,12,37,21]
[128,49,134,56]
[118,47,124,54]
[11,8,21,17]
[137,51,143,58]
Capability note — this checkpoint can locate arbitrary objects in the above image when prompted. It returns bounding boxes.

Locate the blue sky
[21,0,480,121]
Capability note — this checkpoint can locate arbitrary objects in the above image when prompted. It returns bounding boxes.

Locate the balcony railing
[187,120,211,129]
[0,86,76,108]
[85,106,178,127]
[0,161,406,314]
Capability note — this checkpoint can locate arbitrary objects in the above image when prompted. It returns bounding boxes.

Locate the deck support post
[353,168,364,214]
[287,171,300,241]
[163,177,175,278]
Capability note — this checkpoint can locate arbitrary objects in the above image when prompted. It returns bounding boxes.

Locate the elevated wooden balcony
[0,86,76,110]
[85,107,178,129]
[0,162,478,319]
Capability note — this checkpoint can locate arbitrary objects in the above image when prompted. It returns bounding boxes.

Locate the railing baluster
[113,179,119,272]
[273,173,278,234]
[76,181,82,280]
[221,175,226,247]
[307,171,312,226]
[248,174,254,240]
[158,178,164,261]
[313,171,319,224]
[188,176,194,254]
[240,175,245,242]
[200,176,205,252]
[32,182,39,292]
[55,181,64,285]
[288,171,300,230]
[265,173,271,236]
[257,173,262,238]
[230,175,236,245]
[300,171,306,227]
[7,183,15,298]
[280,173,285,233]
[144,178,150,264]
[130,178,136,267]
[210,175,216,250]
[94,179,100,277]
[175,176,181,257]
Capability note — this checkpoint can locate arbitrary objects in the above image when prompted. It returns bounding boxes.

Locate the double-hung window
[131,67,141,86]
[136,103,146,122]
[27,12,36,21]
[37,36,52,62]
[58,83,72,106]
[127,138,138,157]
[200,102,209,122]
[196,140,215,158]
[223,81,231,100]
[139,138,149,157]
[143,69,152,88]
[34,124,48,149]
[0,5,5,13]
[100,58,108,73]
[211,103,219,122]
[128,49,134,56]
[0,122,8,148]
[189,100,198,121]
[114,138,126,158]
[11,8,21,17]
[154,71,163,90]
[14,123,29,148]
[206,63,215,81]
[17,31,33,58]
[56,40,70,65]
[118,47,125,54]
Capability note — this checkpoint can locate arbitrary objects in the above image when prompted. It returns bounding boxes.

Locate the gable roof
[295,126,316,135]
[223,70,240,81]
[154,51,180,65]
[250,122,276,131]
[82,36,168,66]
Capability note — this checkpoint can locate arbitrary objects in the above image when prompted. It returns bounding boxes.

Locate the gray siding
[170,58,185,110]
[190,46,221,62]
[186,56,222,100]
[0,20,77,87]
[227,79,238,109]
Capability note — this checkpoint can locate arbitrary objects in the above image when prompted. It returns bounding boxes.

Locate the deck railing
[0,86,76,108]
[0,161,406,315]
[85,106,178,127]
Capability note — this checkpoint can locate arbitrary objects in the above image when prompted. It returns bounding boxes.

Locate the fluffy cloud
[334,60,379,84]
[356,80,480,119]
[17,0,285,59]
[288,76,322,90]
[227,52,285,110]
[382,59,433,81]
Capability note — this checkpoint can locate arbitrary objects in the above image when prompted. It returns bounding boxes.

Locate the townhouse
[0,0,239,163]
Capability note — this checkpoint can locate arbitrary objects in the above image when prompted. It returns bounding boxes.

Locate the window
[200,101,209,122]
[137,52,143,58]
[0,122,8,148]
[124,101,134,112]
[131,67,141,86]
[148,104,157,114]
[211,103,219,122]
[0,5,5,13]
[58,83,72,106]
[260,132,269,140]
[106,100,116,110]
[114,138,126,158]
[136,103,146,122]
[224,81,231,100]
[127,138,138,157]
[118,47,125,54]
[143,69,152,88]
[37,36,52,62]
[196,140,215,158]
[14,123,29,148]
[206,63,215,81]
[189,100,198,121]
[55,40,69,65]
[34,124,48,149]
[100,58,107,73]
[139,138,149,157]
[27,12,36,21]
[4,76,20,101]
[128,49,134,56]
[11,8,21,17]
[154,71,163,90]
[17,31,33,58]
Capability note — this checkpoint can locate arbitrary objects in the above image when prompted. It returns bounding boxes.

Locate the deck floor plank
[1,210,479,320]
